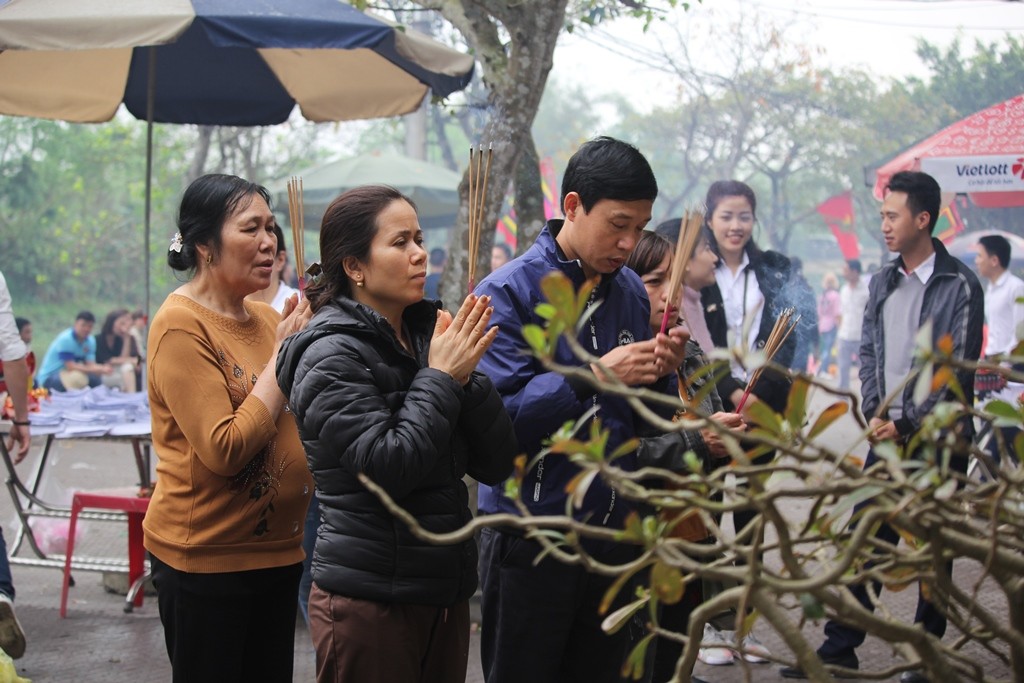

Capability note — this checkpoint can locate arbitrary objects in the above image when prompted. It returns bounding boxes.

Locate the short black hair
[654,218,714,255]
[493,242,513,261]
[886,171,941,233]
[430,247,447,267]
[846,259,862,273]
[627,231,672,278]
[561,136,657,213]
[273,224,287,256]
[979,234,1011,269]
[15,317,29,332]
[654,218,681,243]
[75,310,95,323]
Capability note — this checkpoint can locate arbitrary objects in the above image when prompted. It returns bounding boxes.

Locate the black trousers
[479,527,636,683]
[151,554,301,683]
[818,446,965,658]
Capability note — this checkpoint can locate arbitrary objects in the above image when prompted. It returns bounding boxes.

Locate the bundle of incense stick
[735,307,800,411]
[659,209,705,334]
[287,177,306,296]
[467,144,493,291]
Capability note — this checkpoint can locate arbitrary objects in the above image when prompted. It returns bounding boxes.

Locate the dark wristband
[10,420,30,426]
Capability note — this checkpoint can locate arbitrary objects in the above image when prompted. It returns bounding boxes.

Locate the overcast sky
[553,0,1024,114]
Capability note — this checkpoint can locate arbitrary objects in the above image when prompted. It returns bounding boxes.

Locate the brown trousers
[309,582,470,683]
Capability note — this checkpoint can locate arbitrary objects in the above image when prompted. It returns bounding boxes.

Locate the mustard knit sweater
[143,294,312,573]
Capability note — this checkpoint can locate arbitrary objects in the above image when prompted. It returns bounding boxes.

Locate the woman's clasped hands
[430,294,498,386]
[276,294,313,343]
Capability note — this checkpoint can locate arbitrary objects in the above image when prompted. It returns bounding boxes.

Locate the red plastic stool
[60,487,151,618]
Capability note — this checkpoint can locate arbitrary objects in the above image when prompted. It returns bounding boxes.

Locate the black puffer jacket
[276,296,517,606]
[701,248,796,413]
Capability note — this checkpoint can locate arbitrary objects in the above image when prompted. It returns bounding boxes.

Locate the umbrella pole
[144,47,155,323]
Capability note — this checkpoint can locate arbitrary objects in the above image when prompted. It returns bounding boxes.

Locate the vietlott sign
[922,155,1024,193]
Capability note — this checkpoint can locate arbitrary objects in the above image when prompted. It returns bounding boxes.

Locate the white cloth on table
[25,386,149,438]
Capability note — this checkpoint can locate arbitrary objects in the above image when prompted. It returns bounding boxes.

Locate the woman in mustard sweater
[144,174,312,683]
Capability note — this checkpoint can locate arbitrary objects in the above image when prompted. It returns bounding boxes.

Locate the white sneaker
[698,623,734,666]
[733,630,770,663]
[0,593,25,659]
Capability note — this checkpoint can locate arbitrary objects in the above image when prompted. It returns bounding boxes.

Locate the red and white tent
[873,94,1024,208]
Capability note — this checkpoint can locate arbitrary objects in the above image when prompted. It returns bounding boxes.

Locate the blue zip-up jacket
[860,238,984,437]
[475,221,662,527]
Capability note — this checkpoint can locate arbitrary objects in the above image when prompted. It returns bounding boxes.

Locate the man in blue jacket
[781,171,983,683]
[475,137,687,683]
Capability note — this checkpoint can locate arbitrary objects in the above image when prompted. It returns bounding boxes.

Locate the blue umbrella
[0,0,473,124]
[0,0,475,311]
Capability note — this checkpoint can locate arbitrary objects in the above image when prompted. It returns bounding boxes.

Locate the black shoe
[900,672,929,683]
[779,651,859,679]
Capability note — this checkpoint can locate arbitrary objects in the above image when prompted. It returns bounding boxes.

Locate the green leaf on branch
[565,469,599,509]
[540,271,576,316]
[603,594,649,635]
[575,276,600,323]
[913,320,934,360]
[806,401,849,440]
[617,511,645,544]
[822,485,883,532]
[785,376,810,428]
[620,633,656,680]
[535,302,556,320]
[599,555,648,615]
[985,399,1022,427]
[609,437,641,462]
[683,449,702,473]
[799,592,826,620]
[933,478,957,501]
[687,361,732,409]
[872,440,901,463]
[913,362,934,407]
[1015,431,1024,461]
[745,399,782,432]
[521,324,549,357]
[650,560,685,604]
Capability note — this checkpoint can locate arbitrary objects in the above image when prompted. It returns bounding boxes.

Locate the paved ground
[0,378,1013,682]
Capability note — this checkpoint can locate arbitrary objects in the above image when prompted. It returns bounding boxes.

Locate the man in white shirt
[836,259,870,390]
[0,269,29,659]
[974,234,1024,358]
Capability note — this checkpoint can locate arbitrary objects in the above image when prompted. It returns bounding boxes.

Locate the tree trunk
[186,126,214,184]
[435,0,570,306]
[514,130,545,256]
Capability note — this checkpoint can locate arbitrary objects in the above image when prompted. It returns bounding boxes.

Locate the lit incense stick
[659,209,704,334]
[735,308,800,411]
[287,177,306,297]
[467,144,493,292]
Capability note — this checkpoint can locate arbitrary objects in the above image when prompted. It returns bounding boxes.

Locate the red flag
[817,191,859,260]
[934,201,964,244]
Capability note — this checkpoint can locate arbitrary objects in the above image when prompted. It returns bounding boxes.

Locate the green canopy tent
[269,150,462,237]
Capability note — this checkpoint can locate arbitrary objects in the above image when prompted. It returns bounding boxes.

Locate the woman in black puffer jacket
[276,185,517,683]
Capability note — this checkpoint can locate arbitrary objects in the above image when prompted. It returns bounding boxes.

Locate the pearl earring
[356,279,364,287]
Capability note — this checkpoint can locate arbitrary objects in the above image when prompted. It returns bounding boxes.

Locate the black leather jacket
[277,296,517,606]
[701,248,796,413]
[860,239,983,437]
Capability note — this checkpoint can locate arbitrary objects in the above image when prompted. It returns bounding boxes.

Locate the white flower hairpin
[169,232,183,253]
